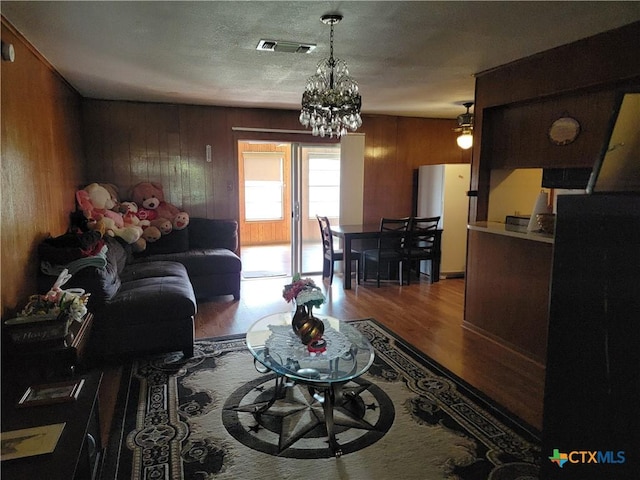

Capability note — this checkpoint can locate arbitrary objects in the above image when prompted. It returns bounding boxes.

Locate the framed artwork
[1,423,66,460]
[17,379,85,407]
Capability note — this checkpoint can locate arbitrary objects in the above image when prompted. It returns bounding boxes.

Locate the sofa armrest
[38,236,128,311]
[188,218,238,252]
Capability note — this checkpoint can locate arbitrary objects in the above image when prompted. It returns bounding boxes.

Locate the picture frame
[17,379,85,407]
[1,423,66,460]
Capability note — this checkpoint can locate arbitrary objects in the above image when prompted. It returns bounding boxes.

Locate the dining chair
[403,216,441,284]
[361,217,411,287]
[316,215,360,285]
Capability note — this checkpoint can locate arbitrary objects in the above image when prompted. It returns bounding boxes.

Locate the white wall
[488,169,545,222]
[339,133,365,224]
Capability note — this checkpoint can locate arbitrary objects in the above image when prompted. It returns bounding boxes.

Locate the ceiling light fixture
[455,102,474,150]
[299,14,362,138]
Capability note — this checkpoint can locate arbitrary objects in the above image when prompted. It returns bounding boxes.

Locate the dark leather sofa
[38,218,241,359]
[131,218,242,301]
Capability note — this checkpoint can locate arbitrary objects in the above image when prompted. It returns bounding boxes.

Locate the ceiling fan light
[457,132,473,150]
[454,102,474,149]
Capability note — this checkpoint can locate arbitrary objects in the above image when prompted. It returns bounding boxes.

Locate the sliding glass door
[237,140,340,278]
[291,144,341,275]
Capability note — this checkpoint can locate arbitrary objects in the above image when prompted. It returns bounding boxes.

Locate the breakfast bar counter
[467,221,554,244]
[463,223,553,365]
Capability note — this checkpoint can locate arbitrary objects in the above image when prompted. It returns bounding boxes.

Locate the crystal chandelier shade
[299,14,362,138]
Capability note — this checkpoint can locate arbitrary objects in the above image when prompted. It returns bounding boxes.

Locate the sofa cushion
[120,260,189,282]
[188,218,238,252]
[135,227,190,257]
[132,248,241,276]
[103,261,197,326]
[105,236,129,275]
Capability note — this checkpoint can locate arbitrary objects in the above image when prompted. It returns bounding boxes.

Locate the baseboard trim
[440,271,465,279]
[461,320,546,368]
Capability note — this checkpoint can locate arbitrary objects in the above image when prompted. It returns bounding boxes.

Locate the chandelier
[299,14,362,138]
[455,102,474,150]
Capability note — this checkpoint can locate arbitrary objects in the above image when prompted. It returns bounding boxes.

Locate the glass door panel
[292,144,341,275]
[237,140,339,278]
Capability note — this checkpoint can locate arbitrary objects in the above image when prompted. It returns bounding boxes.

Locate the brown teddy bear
[130,182,190,233]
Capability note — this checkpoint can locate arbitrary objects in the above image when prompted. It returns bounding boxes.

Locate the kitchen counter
[468,221,554,244]
[464,223,553,364]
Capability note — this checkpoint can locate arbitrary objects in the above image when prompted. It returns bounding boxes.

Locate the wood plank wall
[1,19,86,318]
[470,21,640,223]
[82,100,470,236]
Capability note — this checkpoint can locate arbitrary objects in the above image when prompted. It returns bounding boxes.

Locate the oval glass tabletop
[246,312,374,385]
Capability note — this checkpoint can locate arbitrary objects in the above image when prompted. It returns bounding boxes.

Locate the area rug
[104,319,541,480]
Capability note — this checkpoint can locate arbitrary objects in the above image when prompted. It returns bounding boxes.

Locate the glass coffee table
[245,312,375,456]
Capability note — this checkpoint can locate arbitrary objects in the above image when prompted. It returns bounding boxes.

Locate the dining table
[329,224,380,289]
[330,223,443,289]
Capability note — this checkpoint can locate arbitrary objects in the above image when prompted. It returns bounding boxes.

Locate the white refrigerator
[416,164,470,278]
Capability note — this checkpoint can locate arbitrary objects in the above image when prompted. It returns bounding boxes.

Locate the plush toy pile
[75,181,190,252]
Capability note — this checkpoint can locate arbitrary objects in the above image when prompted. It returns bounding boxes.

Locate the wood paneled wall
[1,19,86,318]
[362,115,470,224]
[82,100,469,234]
[485,89,618,169]
[471,21,640,222]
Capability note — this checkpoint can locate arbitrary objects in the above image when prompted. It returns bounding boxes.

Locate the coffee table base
[234,372,371,457]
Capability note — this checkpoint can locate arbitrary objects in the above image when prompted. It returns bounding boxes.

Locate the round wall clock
[548,116,580,146]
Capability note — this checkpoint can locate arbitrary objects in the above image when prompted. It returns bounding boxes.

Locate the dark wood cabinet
[542,194,640,479]
[3,314,94,380]
[1,371,103,480]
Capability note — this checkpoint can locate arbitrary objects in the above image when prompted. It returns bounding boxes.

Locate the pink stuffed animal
[76,183,142,245]
[131,182,190,231]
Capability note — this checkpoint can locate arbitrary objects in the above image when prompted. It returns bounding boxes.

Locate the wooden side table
[1,370,103,480]
[3,313,94,380]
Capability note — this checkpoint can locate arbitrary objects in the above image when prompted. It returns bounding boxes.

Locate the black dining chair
[316,215,360,285]
[403,216,441,284]
[361,217,411,287]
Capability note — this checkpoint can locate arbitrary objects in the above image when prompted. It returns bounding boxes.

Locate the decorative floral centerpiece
[282,273,326,309]
[21,290,90,324]
[20,269,90,324]
[282,274,326,345]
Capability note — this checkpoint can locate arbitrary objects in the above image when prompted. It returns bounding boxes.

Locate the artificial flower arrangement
[282,273,326,308]
[283,274,327,347]
[20,269,90,324]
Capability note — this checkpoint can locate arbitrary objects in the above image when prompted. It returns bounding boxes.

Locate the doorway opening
[237,141,341,279]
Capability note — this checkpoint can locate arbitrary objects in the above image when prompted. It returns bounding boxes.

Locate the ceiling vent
[256,39,316,54]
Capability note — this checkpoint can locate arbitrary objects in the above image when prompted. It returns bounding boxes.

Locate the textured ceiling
[2,1,640,119]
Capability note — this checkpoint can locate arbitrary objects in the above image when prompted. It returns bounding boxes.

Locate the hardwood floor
[195,272,545,433]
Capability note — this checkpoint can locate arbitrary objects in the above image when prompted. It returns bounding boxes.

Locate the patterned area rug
[104,319,541,479]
